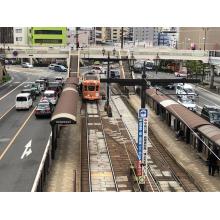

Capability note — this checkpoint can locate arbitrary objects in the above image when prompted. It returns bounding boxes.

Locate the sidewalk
[128,94,220,192]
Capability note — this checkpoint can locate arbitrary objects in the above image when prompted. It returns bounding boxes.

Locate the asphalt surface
[0,66,67,191]
[0,112,51,192]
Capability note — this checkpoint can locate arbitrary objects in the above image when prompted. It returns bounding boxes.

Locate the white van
[15,93,33,110]
[176,83,196,100]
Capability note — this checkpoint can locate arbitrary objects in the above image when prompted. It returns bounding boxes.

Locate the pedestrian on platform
[176,129,184,141]
[207,148,218,176]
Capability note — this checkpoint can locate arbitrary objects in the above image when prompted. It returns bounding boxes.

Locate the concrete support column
[210,64,215,89]
[29,58,33,65]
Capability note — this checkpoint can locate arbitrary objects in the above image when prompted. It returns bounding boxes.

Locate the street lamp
[154,53,160,74]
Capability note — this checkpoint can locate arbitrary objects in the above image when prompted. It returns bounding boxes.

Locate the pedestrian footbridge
[2,46,220,65]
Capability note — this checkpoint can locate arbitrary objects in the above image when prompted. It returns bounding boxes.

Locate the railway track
[148,130,200,192]
[82,102,118,192]
[81,99,148,192]
[112,84,201,191]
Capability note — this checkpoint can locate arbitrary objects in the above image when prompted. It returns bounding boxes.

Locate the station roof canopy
[198,125,220,146]
[50,77,78,126]
[146,88,210,129]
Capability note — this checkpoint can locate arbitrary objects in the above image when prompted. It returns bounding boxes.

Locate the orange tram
[82,73,101,101]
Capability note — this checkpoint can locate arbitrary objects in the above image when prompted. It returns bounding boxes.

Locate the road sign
[139,108,148,118]
[137,108,148,177]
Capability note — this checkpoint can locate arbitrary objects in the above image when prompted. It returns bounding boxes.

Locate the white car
[48,63,57,70]
[91,65,104,74]
[175,71,187,77]
[21,62,33,68]
[178,96,196,112]
[176,83,196,100]
[43,90,58,105]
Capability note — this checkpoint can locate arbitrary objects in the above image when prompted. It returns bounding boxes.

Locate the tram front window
[88,85,95,91]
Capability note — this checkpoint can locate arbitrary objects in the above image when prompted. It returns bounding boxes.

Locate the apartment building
[13,27,29,46]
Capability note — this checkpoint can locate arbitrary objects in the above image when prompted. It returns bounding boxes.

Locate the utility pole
[141,62,146,108]
[104,52,112,117]
[76,27,80,50]
[121,27,124,49]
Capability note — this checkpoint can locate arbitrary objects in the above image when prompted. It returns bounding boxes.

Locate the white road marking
[0,82,26,101]
[21,140,32,159]
[0,106,36,160]
[31,133,52,192]
[0,105,15,121]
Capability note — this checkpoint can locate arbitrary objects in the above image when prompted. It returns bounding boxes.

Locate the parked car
[48,63,57,70]
[201,105,220,128]
[35,98,54,118]
[15,93,33,110]
[21,62,33,68]
[21,88,36,101]
[54,65,67,72]
[43,90,58,105]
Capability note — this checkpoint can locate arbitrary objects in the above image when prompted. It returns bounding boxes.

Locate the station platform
[44,101,81,192]
[128,94,220,192]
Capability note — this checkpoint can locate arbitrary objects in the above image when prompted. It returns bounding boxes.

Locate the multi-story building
[94,27,106,44]
[178,27,220,50]
[111,27,129,43]
[133,27,159,46]
[30,27,67,46]
[13,27,29,46]
[0,27,14,47]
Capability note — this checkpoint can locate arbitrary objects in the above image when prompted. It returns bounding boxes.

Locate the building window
[16,37,22,41]
[34,30,63,35]
[15,28,22,33]
[34,39,63,44]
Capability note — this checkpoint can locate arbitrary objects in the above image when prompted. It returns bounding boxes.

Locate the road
[133,71,220,113]
[0,66,67,191]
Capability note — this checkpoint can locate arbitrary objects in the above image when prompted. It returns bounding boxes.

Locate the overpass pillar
[29,58,33,65]
[210,65,215,89]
